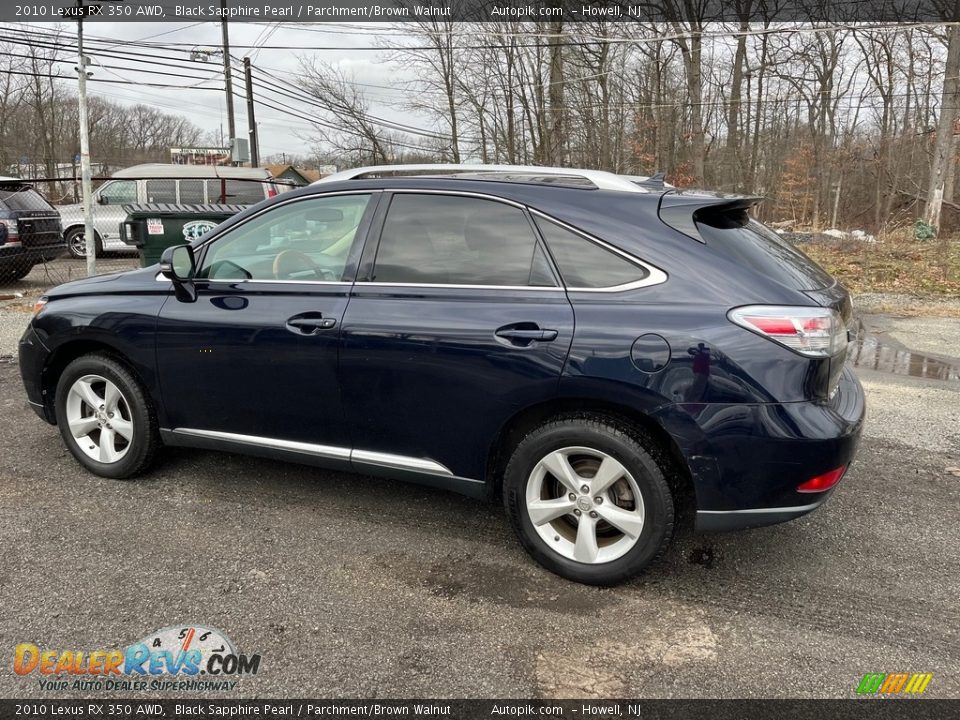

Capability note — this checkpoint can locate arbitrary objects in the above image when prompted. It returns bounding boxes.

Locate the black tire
[503,414,674,585]
[0,261,32,282]
[65,227,100,259]
[54,353,160,479]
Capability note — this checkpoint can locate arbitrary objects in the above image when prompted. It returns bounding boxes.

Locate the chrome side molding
[351,449,452,477]
[170,428,454,477]
[170,428,351,460]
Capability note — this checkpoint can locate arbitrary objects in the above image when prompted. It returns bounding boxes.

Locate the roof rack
[312,164,650,194]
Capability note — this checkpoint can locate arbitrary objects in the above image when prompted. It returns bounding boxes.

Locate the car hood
[45,266,161,299]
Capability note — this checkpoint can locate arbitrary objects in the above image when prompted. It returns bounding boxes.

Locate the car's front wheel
[503,416,675,585]
[54,353,160,479]
[65,227,100,259]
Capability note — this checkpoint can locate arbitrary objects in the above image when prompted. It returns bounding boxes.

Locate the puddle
[847,330,960,382]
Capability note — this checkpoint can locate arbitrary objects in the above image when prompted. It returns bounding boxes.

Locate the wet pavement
[848,319,960,382]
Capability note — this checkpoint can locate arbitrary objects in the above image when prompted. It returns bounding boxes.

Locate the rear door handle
[495,324,559,346]
[286,313,336,335]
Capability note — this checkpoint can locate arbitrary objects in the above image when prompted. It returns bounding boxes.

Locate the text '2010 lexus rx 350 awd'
[20,164,864,585]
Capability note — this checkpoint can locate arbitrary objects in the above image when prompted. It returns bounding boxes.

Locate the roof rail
[312,164,649,194]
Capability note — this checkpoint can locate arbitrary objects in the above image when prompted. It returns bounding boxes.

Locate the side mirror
[96,194,107,205]
[159,245,197,302]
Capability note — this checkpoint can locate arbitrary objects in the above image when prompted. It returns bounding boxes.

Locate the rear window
[695,211,834,291]
[0,184,53,212]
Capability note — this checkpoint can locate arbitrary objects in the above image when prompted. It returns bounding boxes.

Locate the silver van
[59,164,284,258]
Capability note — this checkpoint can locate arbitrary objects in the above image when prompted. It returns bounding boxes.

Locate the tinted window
[97,180,137,205]
[179,179,205,204]
[224,179,267,204]
[695,211,833,291]
[0,184,53,212]
[199,194,371,282]
[145,180,176,204]
[535,217,648,289]
[372,194,556,287]
[206,179,226,203]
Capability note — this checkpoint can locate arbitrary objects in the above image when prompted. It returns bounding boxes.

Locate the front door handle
[286,313,336,335]
[495,324,559,346]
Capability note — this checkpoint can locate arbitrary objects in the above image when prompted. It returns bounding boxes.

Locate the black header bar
[4,0,960,23]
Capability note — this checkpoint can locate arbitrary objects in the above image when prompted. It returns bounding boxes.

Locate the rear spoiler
[659,192,764,243]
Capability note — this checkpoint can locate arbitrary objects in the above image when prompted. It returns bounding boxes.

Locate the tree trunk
[547,20,565,165]
[924,22,960,231]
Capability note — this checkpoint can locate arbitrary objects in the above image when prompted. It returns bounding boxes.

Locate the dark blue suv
[19,165,864,584]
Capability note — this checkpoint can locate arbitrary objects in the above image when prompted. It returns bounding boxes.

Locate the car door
[339,191,575,483]
[94,179,138,249]
[155,191,379,460]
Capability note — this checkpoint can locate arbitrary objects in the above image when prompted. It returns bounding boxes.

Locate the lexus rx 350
[19,165,864,585]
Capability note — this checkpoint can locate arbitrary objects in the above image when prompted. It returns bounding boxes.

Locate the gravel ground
[0,298,957,699]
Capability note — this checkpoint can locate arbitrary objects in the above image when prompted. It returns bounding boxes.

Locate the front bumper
[653,366,866,531]
[19,323,53,423]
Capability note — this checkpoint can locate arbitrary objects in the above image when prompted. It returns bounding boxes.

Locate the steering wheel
[272,249,337,281]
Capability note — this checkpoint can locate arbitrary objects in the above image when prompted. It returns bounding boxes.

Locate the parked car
[0,177,65,282]
[58,164,285,259]
[19,164,864,584]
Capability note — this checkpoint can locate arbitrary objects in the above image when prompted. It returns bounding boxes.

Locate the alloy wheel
[525,446,645,564]
[68,231,87,258]
[65,374,134,463]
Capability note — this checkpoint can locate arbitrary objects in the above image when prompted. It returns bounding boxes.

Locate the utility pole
[220,1,236,158]
[243,57,259,168]
[76,0,95,276]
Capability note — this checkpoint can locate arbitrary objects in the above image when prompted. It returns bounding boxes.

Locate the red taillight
[267,188,278,198]
[1,219,18,244]
[797,466,846,493]
[729,305,847,357]
[746,317,798,335]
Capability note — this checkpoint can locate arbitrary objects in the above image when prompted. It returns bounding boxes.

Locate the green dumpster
[120,203,246,267]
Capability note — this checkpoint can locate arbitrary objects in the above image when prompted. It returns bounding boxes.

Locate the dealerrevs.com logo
[14,625,262,692]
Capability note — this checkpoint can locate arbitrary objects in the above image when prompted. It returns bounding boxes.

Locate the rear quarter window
[534,216,649,289]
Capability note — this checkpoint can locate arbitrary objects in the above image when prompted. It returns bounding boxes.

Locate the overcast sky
[21,21,421,164]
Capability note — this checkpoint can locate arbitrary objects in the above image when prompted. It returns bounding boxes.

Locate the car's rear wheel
[66,228,101,259]
[54,353,160,479]
[503,416,674,585]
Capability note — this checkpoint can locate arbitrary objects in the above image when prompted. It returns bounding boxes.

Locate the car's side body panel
[19,174,866,537]
[340,283,575,481]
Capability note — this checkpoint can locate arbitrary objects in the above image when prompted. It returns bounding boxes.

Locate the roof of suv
[313,164,657,194]
[111,164,275,180]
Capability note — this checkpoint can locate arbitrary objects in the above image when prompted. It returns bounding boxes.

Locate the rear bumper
[695,493,833,531]
[0,243,66,266]
[653,366,865,531]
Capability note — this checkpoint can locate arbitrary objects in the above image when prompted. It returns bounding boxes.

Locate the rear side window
[179,179,205,204]
[0,184,52,212]
[534,216,648,289]
[224,180,266,204]
[695,211,834,290]
[145,180,176,204]
[371,194,557,287]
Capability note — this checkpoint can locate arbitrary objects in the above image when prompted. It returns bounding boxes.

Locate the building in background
[170,147,231,166]
[266,164,336,186]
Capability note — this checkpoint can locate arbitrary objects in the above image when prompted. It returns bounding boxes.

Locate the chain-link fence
[0,174,290,293]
